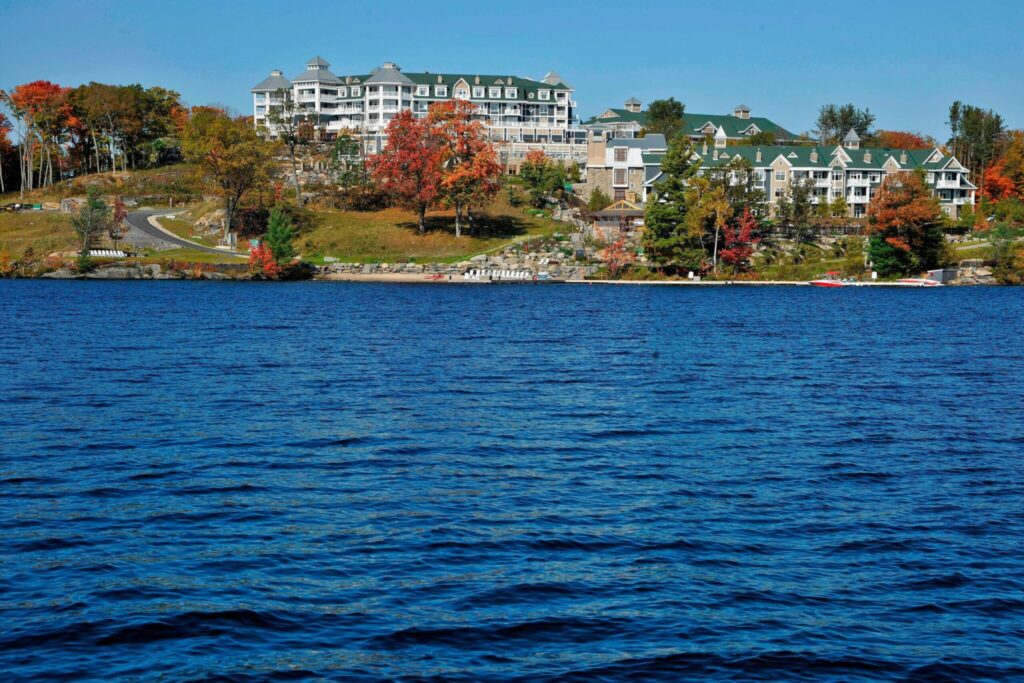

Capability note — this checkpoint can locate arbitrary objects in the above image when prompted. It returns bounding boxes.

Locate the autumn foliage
[719,207,760,272]
[599,236,635,278]
[871,130,935,150]
[866,172,945,275]
[982,162,1017,202]
[368,110,444,234]
[369,101,502,236]
[248,243,281,279]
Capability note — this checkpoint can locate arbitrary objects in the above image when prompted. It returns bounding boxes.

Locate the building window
[614,148,627,162]
[489,87,501,98]
[505,88,517,98]
[338,87,347,97]
[869,173,880,183]
[539,90,550,100]
[455,88,469,99]
[832,171,843,180]
[927,172,935,183]
[472,87,484,98]
[351,87,360,96]
[613,169,627,185]
[435,86,448,97]
[775,171,785,181]
[255,106,265,113]
[416,86,429,96]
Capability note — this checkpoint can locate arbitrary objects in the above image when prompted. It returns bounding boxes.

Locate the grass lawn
[155,216,215,247]
[0,211,77,256]
[298,197,564,263]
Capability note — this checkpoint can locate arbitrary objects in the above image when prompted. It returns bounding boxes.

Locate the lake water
[1,281,1023,681]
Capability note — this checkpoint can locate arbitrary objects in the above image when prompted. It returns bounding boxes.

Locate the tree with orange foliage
[866,171,945,276]
[871,130,936,150]
[2,81,72,194]
[600,236,635,278]
[248,243,281,279]
[982,162,1017,202]
[368,110,444,234]
[428,100,502,237]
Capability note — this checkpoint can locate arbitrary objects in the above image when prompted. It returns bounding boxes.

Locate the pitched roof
[291,65,342,84]
[365,63,416,85]
[584,108,796,140]
[844,128,861,142]
[307,56,330,68]
[252,70,291,92]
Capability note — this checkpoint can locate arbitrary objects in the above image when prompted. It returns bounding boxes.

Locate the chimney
[588,131,607,167]
[507,76,513,85]
[702,141,708,155]
[437,74,443,84]
[474,75,480,85]
[810,150,818,163]
[900,151,908,164]
[864,151,872,163]
[756,148,762,163]
[713,149,719,160]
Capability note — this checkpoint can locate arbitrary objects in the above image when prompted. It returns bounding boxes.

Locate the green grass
[297,196,563,264]
[155,216,214,247]
[0,211,77,256]
[0,163,203,205]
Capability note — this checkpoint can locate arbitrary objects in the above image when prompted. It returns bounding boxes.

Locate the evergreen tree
[644,98,685,141]
[643,134,702,268]
[264,207,296,264]
[71,187,112,269]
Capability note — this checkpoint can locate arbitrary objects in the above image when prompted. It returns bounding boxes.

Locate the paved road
[125,210,242,256]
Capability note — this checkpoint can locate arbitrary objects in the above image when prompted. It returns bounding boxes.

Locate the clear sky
[1,0,1021,140]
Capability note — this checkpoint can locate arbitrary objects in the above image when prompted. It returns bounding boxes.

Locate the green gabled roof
[677,144,964,173]
[396,73,570,93]
[585,108,795,140]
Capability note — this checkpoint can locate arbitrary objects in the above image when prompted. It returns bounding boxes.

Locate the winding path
[125,210,243,257]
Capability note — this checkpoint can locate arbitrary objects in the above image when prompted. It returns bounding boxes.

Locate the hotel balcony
[847,177,870,187]
[936,178,961,189]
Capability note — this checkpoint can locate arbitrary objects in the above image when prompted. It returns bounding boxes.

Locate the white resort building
[252,57,586,163]
[638,129,977,219]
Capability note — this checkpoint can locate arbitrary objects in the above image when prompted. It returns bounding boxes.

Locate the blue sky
[1,0,1021,139]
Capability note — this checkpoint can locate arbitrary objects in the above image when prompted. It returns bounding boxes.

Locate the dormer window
[455,87,469,99]
[539,90,551,101]
[489,87,501,98]
[416,86,429,96]
[505,88,517,99]
[338,87,347,97]
[435,86,448,97]
[472,87,484,98]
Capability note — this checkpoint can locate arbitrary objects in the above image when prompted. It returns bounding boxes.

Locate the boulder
[202,271,231,280]
[84,267,143,279]
[40,269,78,279]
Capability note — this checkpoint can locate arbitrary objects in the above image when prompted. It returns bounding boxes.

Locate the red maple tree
[368,110,444,234]
[719,207,760,272]
[428,100,501,237]
[982,162,1017,202]
[872,130,935,150]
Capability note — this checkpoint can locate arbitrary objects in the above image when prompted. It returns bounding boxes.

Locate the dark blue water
[1,281,1023,681]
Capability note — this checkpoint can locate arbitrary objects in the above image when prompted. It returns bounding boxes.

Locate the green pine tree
[642,134,702,267]
[264,207,297,264]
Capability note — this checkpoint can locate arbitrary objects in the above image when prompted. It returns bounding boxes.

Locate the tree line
[0,80,186,196]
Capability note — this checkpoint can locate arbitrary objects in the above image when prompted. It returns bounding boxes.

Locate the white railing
[936,178,960,189]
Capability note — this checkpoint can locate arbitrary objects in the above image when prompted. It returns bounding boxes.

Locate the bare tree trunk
[418,203,426,234]
[0,148,5,194]
[712,224,721,273]
[454,201,462,238]
[289,144,302,203]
